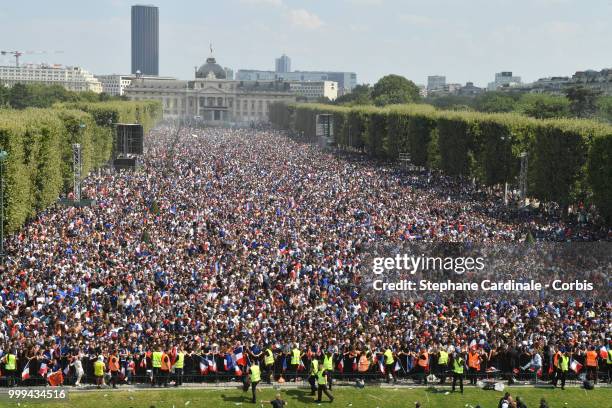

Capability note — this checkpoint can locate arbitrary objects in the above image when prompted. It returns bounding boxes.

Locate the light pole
[0,150,7,264]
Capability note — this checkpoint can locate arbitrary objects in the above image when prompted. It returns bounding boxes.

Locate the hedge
[269,102,612,223]
[0,100,162,232]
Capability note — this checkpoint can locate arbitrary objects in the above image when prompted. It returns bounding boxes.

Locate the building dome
[196,57,226,79]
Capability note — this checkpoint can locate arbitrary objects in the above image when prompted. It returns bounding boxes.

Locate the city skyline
[0,0,610,87]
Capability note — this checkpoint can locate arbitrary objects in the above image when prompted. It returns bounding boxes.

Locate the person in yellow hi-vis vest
[289,343,302,382]
[315,367,334,403]
[308,357,319,395]
[151,346,163,387]
[2,349,17,387]
[243,362,261,403]
[437,346,450,385]
[173,346,185,387]
[552,350,570,390]
[263,344,275,384]
[383,347,396,383]
[94,355,106,389]
[323,350,335,390]
[451,348,464,394]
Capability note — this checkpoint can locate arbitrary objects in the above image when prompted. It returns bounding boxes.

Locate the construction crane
[0,50,64,67]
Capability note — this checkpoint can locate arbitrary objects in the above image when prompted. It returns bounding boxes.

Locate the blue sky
[0,0,610,86]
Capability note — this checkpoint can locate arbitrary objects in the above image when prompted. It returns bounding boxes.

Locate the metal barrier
[2,368,609,388]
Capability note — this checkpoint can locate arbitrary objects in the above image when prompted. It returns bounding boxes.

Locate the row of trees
[0,100,162,232]
[331,74,610,124]
[335,75,421,106]
[0,83,127,110]
[427,88,611,122]
[269,102,612,223]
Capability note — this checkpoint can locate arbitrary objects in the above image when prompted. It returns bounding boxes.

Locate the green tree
[595,96,612,123]
[515,93,571,119]
[425,94,473,110]
[27,84,76,108]
[334,84,372,105]
[0,85,10,106]
[371,75,420,106]
[564,86,600,117]
[9,83,32,109]
[473,92,518,113]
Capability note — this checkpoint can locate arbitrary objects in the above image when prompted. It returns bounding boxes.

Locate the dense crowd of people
[0,126,610,389]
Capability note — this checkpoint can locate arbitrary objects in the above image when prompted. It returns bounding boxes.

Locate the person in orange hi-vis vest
[108,351,120,389]
[585,346,599,384]
[467,348,481,385]
[160,350,171,387]
[415,347,429,385]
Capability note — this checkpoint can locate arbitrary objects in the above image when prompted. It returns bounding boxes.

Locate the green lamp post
[0,149,7,264]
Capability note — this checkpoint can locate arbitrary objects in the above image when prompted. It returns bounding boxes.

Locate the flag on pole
[39,362,48,377]
[200,359,209,375]
[234,347,246,366]
[406,356,414,371]
[234,365,242,376]
[337,358,344,373]
[208,356,217,373]
[378,359,385,374]
[297,359,305,372]
[394,361,402,372]
[224,355,234,371]
[599,346,608,360]
[570,359,582,373]
[352,358,357,371]
[21,363,30,380]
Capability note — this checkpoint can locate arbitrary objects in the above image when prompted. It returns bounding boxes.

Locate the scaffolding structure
[72,143,82,202]
[399,152,411,168]
[519,151,528,205]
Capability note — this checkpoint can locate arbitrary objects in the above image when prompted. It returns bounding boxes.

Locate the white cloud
[287,9,323,30]
[240,0,283,6]
[349,24,370,33]
[398,14,435,26]
[542,20,580,37]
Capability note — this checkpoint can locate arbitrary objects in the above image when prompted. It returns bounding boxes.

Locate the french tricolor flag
[599,346,608,360]
[378,359,385,374]
[337,358,344,373]
[21,363,30,380]
[297,359,305,372]
[39,362,48,377]
[235,365,242,376]
[570,359,582,373]
[224,355,233,371]
[200,359,209,375]
[208,356,217,373]
[394,361,402,372]
[234,347,246,366]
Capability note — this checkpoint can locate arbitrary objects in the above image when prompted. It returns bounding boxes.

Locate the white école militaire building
[0,64,102,93]
[125,56,297,123]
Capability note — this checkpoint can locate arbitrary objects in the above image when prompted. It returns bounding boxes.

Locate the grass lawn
[0,385,610,408]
